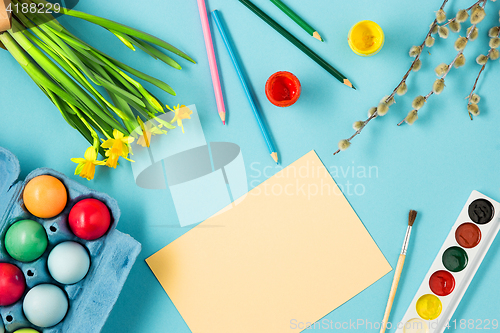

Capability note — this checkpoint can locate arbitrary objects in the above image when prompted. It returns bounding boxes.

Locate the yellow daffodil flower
[71,147,106,180]
[167,104,193,133]
[101,129,135,168]
[137,117,165,148]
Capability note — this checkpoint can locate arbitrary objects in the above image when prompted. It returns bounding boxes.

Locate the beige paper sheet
[146,150,391,333]
[0,0,12,33]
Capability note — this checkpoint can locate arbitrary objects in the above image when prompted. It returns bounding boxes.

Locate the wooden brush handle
[380,254,406,333]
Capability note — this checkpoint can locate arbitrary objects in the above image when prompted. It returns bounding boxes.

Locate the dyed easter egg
[48,241,90,284]
[68,198,111,240]
[5,220,48,262]
[23,284,68,328]
[14,329,40,333]
[0,263,26,306]
[23,175,67,218]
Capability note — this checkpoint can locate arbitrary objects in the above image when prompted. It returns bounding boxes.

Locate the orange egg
[23,175,68,218]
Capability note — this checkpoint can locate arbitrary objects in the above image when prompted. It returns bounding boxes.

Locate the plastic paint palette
[396,191,500,333]
[0,147,141,332]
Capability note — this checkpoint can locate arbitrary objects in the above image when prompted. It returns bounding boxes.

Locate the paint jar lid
[348,20,385,57]
[265,71,301,107]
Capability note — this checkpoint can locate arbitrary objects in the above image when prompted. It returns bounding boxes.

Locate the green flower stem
[108,29,136,51]
[109,28,183,70]
[26,12,99,85]
[20,14,136,123]
[129,36,182,70]
[23,28,108,112]
[67,103,101,149]
[9,18,127,133]
[0,31,83,108]
[116,32,157,59]
[29,0,196,63]
[72,46,142,99]
[49,27,177,96]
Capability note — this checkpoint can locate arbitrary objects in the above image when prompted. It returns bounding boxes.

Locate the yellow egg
[23,175,68,218]
[14,329,40,333]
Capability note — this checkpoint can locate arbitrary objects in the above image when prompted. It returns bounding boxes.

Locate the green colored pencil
[270,0,323,42]
[238,0,354,89]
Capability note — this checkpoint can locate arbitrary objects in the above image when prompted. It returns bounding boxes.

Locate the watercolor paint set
[396,190,500,333]
[0,147,141,333]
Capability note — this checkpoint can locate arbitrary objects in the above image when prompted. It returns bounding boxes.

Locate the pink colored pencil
[197,0,226,125]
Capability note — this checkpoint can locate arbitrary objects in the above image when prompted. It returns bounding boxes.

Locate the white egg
[47,241,90,284]
[23,284,68,328]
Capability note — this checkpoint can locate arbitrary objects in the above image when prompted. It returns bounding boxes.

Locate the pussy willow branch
[397,0,487,126]
[332,0,450,155]
[467,25,500,119]
[442,0,486,26]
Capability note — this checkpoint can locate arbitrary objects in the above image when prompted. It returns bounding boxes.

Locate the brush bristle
[408,210,418,227]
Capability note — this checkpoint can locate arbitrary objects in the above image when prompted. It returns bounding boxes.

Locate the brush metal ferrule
[401,225,413,255]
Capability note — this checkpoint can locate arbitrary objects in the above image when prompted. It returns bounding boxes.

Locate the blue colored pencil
[211,9,279,164]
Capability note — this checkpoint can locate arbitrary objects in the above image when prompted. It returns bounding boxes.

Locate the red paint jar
[265,71,301,107]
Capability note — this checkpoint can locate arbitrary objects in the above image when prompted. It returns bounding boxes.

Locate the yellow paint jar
[348,20,385,56]
[415,294,442,320]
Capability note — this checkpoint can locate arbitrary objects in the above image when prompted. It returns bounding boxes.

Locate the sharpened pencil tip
[271,152,279,163]
[219,112,226,124]
[343,79,354,89]
[313,31,323,42]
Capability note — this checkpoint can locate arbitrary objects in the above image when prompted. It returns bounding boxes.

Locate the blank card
[146,150,391,332]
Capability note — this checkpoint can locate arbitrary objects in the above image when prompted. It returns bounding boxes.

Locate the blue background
[1,0,500,332]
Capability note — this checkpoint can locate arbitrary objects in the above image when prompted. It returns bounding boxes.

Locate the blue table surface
[2,0,500,332]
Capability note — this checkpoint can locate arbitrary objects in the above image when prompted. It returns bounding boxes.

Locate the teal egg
[5,220,48,262]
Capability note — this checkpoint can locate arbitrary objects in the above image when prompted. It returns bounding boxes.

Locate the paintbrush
[380,210,418,333]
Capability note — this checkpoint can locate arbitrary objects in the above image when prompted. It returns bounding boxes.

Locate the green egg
[5,220,48,262]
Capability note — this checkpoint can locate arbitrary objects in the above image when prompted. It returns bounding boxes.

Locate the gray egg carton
[0,147,141,333]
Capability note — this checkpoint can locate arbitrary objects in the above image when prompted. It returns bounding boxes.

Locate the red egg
[0,263,26,306]
[68,198,111,240]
